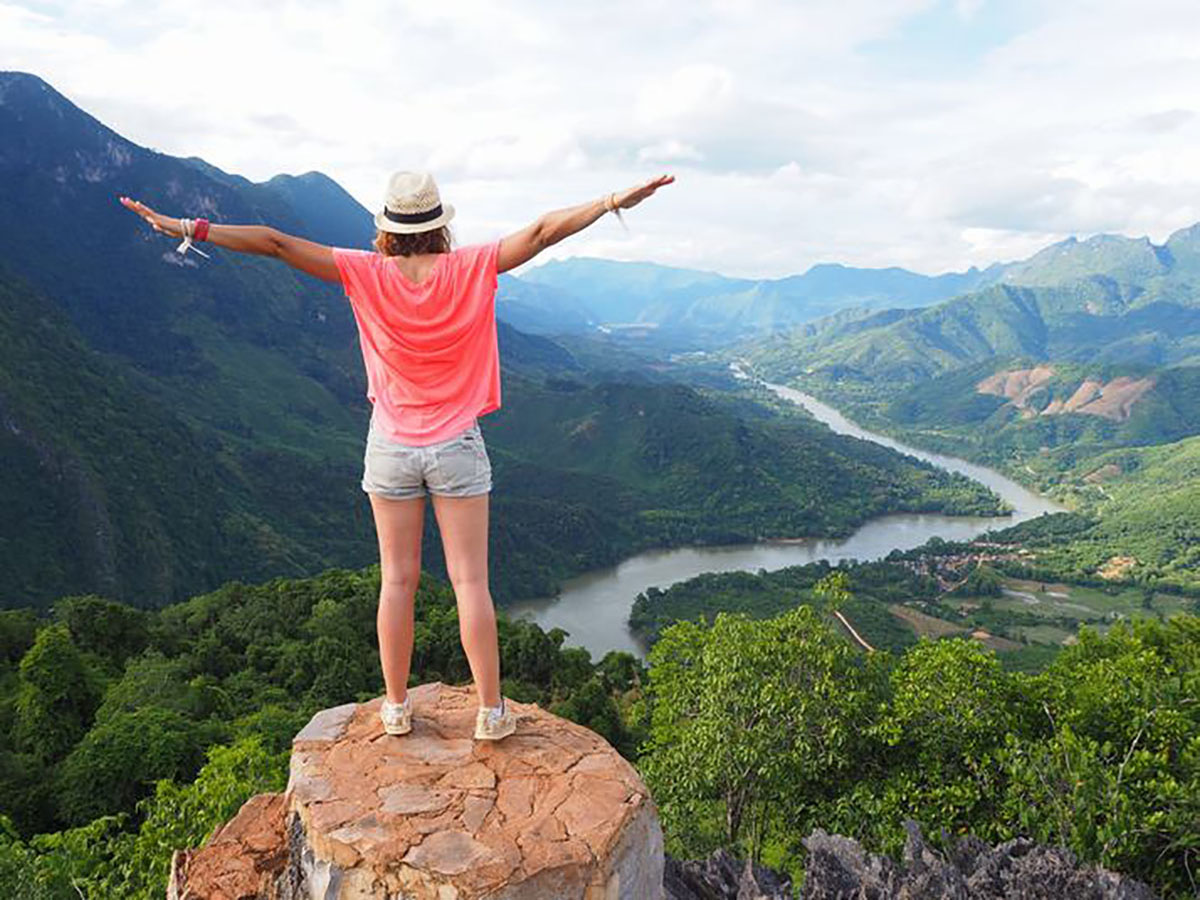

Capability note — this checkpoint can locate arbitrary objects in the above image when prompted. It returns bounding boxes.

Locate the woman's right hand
[614,174,676,210]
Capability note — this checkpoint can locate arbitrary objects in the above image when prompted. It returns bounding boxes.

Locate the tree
[52,594,149,670]
[12,624,103,765]
[638,605,872,862]
[54,708,217,826]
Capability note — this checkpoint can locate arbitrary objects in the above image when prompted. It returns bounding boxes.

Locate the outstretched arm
[497,174,674,274]
[119,196,340,283]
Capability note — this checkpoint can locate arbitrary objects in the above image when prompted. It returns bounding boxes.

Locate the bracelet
[606,192,628,230]
[175,217,211,259]
[194,217,210,242]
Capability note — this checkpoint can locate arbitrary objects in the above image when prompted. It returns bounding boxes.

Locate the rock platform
[168,681,665,900]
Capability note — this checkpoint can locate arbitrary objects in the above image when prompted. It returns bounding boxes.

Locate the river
[505,367,1063,662]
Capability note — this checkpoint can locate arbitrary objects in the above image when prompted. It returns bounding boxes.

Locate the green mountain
[741,227,1200,387]
[736,225,1200,473]
[1060,436,1200,588]
[860,360,1200,467]
[0,269,246,606]
[486,372,1002,550]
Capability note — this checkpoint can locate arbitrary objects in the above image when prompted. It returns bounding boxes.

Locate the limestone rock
[168,682,664,899]
[801,819,1159,900]
[663,846,794,899]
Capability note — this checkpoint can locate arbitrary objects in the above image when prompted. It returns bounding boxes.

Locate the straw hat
[374,170,456,234]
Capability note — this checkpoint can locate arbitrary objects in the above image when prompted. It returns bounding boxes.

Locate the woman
[120,169,674,741]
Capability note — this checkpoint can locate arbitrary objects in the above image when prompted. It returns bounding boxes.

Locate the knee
[448,571,489,599]
[380,569,420,598]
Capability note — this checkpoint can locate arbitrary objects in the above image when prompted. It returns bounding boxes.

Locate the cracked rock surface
[167,681,665,899]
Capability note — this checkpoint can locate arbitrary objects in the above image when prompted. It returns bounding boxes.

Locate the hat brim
[374,203,456,234]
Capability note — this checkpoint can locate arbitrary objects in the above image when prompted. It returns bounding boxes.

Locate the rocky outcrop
[801,819,1158,899]
[168,682,664,899]
[663,847,793,899]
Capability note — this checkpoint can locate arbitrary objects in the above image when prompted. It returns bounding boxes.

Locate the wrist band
[194,218,210,242]
[606,192,628,231]
[175,217,211,259]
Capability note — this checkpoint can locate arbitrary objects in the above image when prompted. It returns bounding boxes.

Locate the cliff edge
[167,681,665,900]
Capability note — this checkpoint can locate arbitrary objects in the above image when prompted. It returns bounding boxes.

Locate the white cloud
[3,0,1200,276]
[637,139,704,164]
[634,63,734,126]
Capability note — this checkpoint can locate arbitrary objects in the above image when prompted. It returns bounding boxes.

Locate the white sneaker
[474,696,516,741]
[380,694,412,735]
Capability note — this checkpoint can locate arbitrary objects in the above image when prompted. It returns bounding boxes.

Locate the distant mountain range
[502,199,1200,356]
[741,225,1200,385]
[512,256,1001,347]
[737,221,1200,469]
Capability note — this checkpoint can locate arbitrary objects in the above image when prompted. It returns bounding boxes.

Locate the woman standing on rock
[120,170,674,740]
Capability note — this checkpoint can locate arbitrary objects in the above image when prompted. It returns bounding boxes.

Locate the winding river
[505,368,1063,661]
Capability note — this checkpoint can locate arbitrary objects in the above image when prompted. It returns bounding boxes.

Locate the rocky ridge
[801,819,1158,899]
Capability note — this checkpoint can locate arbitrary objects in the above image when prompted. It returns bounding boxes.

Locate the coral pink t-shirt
[332,240,503,446]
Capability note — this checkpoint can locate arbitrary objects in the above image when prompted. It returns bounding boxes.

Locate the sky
[4,0,1200,278]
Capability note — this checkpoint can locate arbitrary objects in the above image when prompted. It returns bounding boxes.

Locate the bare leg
[430,492,500,708]
[367,492,426,704]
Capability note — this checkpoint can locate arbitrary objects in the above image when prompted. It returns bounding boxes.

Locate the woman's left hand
[614,174,676,211]
[120,196,180,237]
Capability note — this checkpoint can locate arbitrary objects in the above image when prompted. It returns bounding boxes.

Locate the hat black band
[383,204,443,224]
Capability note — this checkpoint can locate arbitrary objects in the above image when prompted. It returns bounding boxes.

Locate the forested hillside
[1,566,1194,898]
[742,226,1200,385]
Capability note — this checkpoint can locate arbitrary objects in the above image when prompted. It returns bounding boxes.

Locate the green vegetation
[974,438,1200,592]
[3,558,1195,897]
[492,371,1002,550]
[630,559,939,653]
[732,225,1200,487]
[640,606,1199,897]
[724,353,1200,595]
[0,566,647,897]
[629,533,1200,672]
[767,358,1200,483]
[0,260,1002,613]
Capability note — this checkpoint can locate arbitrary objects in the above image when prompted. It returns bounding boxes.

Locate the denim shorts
[362,416,492,499]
